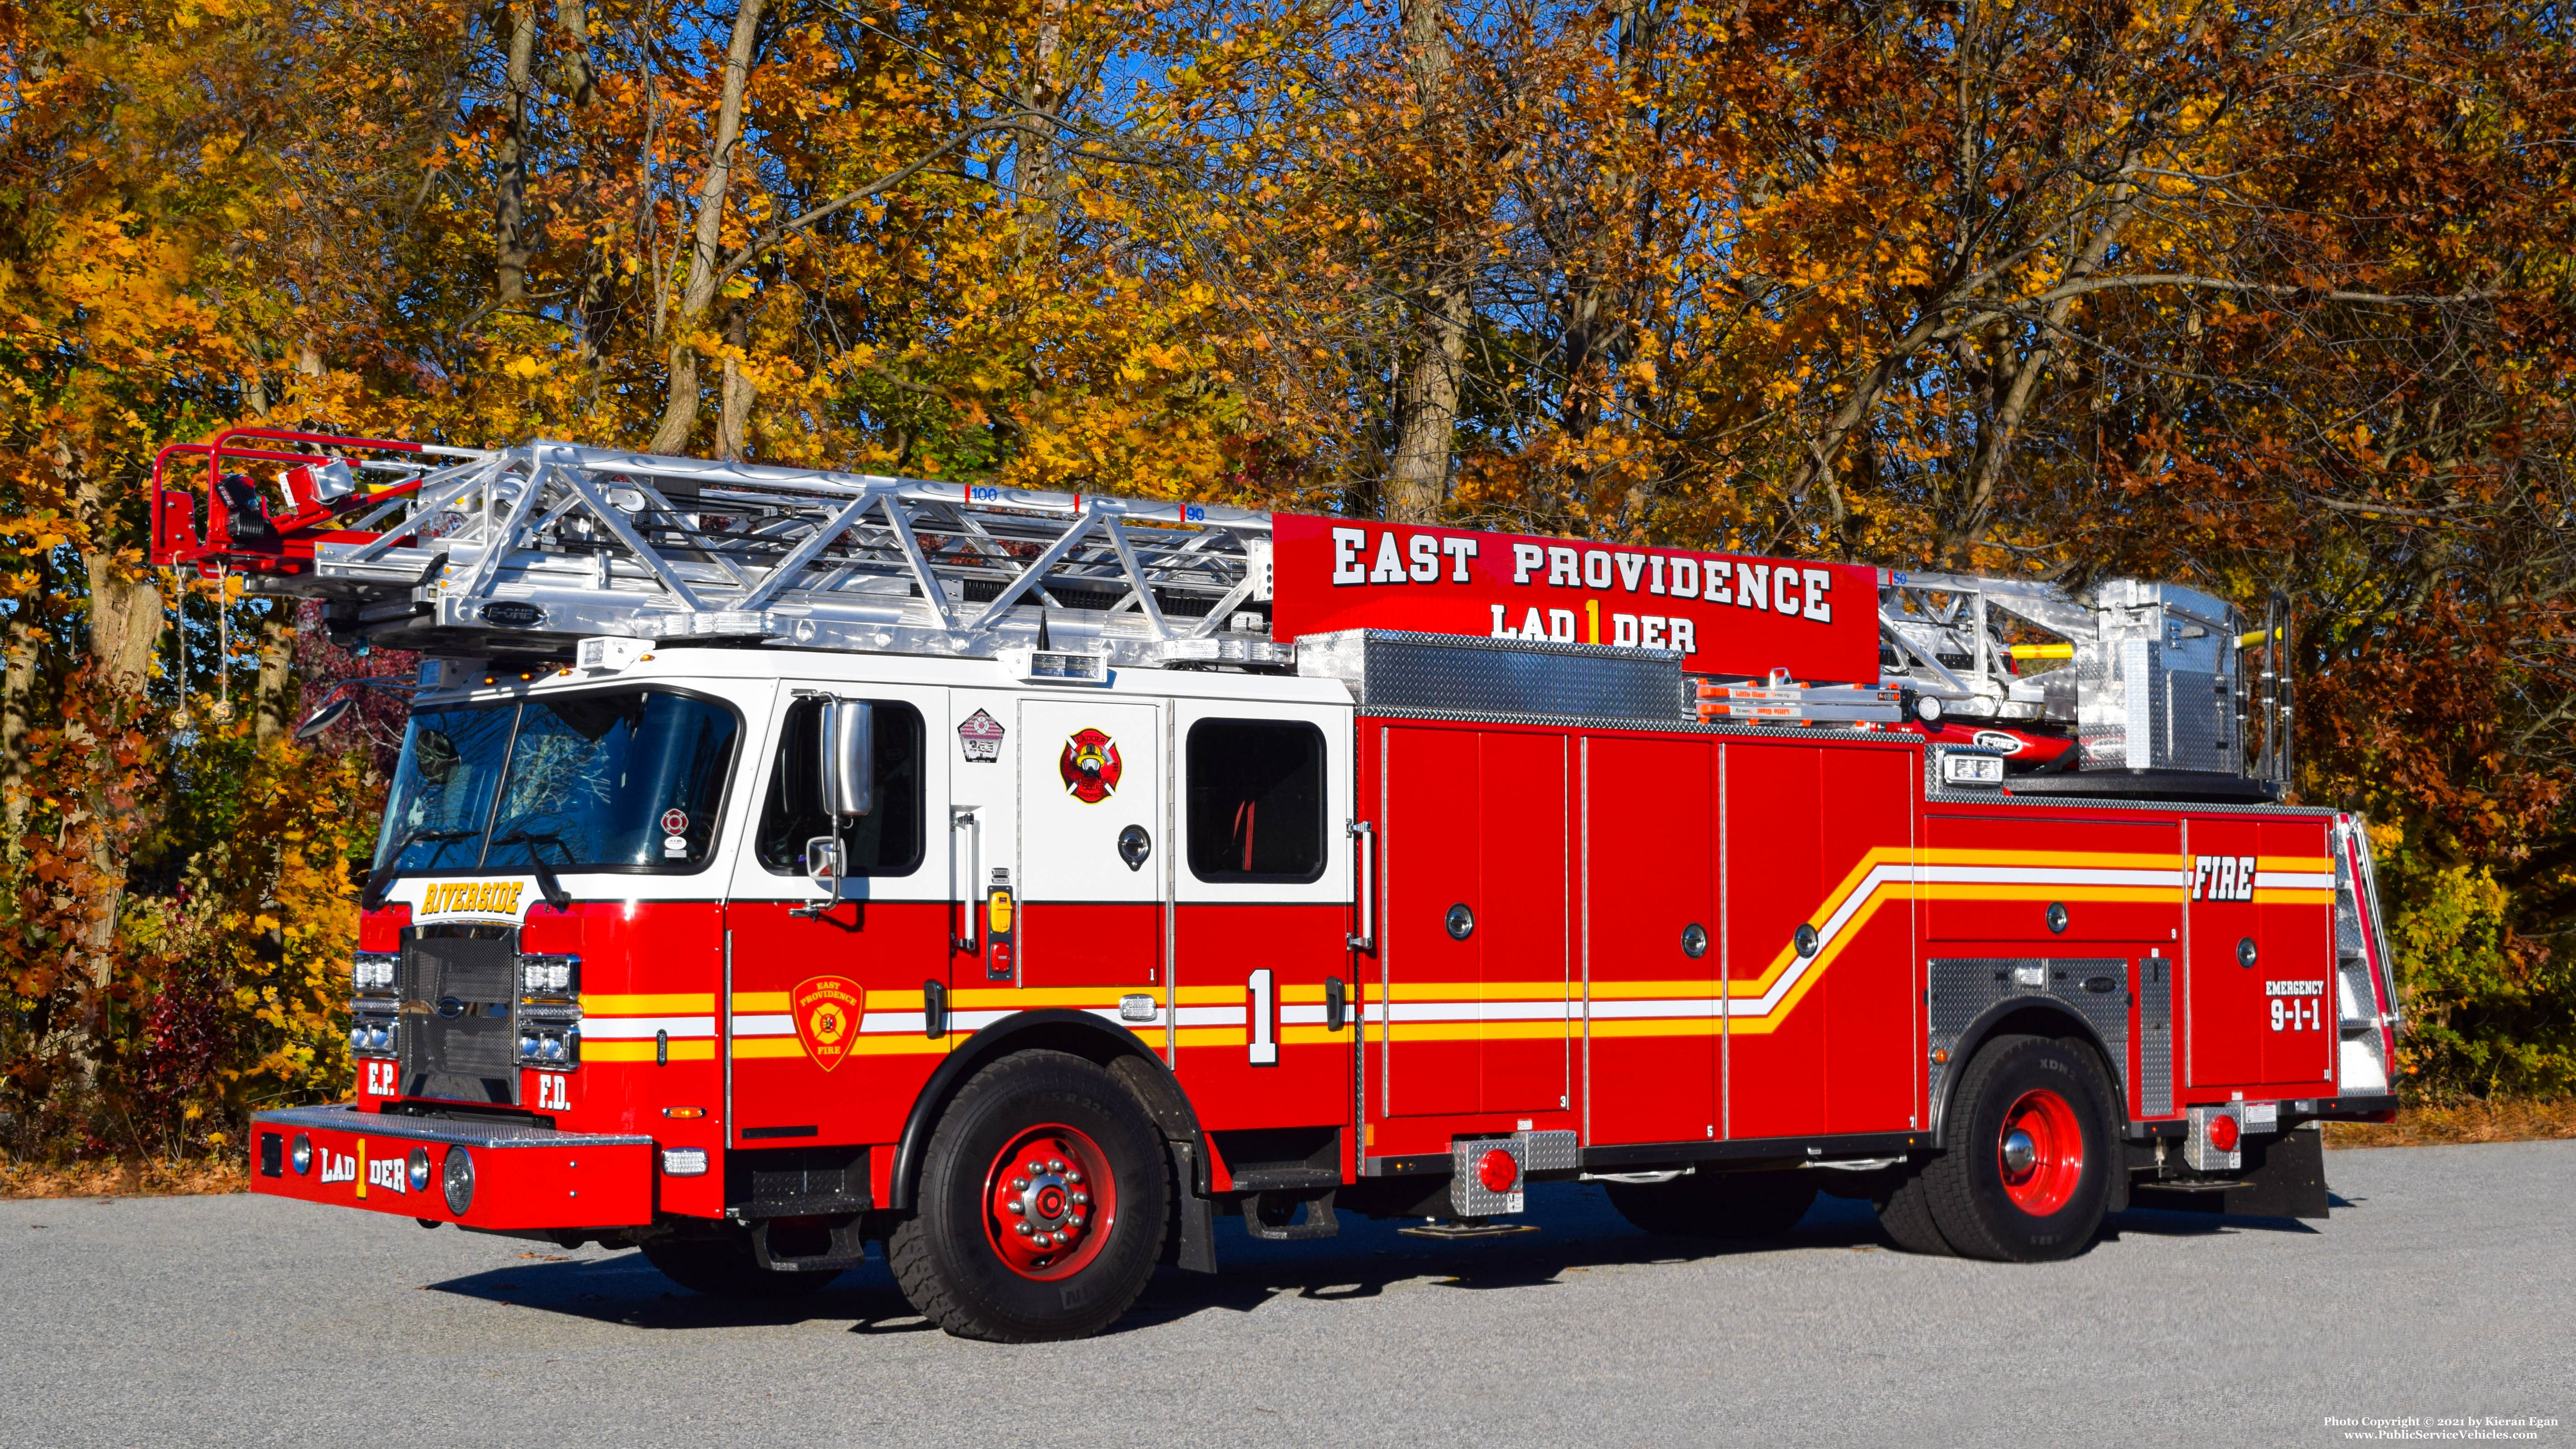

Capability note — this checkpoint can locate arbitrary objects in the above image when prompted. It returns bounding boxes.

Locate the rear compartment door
[1376,722,1571,1118]
[2182,817,2339,1094]
[1581,734,1719,1146]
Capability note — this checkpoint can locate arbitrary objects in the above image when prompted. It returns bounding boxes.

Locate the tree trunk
[495,1,542,306]
[715,308,756,461]
[1386,0,1466,524]
[253,618,295,744]
[554,0,596,106]
[647,0,767,456]
[2,623,31,860]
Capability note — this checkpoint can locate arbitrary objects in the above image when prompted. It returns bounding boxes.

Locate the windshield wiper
[488,831,576,913]
[360,828,481,912]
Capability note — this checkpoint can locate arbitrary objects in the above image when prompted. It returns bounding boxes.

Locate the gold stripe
[1588,1018,1725,1039]
[731,991,788,1012]
[731,1036,950,1059]
[1920,847,2187,869]
[584,1039,717,1062]
[2256,856,2334,872]
[1279,1026,1350,1045]
[2251,888,2336,905]
[1175,984,1246,1005]
[583,993,715,1016]
[1172,1026,1248,1047]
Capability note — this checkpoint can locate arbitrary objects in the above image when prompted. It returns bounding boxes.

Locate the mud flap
[1164,1139,1218,1274]
[2130,1122,2330,1220]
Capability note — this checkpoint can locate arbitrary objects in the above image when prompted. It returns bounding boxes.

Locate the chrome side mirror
[804,835,842,894]
[816,700,874,819]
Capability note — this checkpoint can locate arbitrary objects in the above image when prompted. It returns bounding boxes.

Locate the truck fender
[1928,996,2126,1151]
[886,1008,1204,1213]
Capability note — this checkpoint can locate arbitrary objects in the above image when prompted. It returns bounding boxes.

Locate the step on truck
[153,428,2405,1340]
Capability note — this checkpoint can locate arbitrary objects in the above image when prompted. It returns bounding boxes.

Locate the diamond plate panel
[1927,957,2137,1126]
[1515,1128,1578,1174]
[1448,1138,1528,1217]
[1300,629,1685,725]
[2139,954,2174,1117]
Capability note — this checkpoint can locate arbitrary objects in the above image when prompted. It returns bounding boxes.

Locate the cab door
[1014,697,1167,994]
[723,683,950,1150]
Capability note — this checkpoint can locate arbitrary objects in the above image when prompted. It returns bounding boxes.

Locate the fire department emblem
[1058,728,1121,804]
[792,975,862,1072]
[956,708,1005,763]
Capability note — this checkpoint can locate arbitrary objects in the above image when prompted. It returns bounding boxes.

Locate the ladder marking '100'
[2191,855,2257,901]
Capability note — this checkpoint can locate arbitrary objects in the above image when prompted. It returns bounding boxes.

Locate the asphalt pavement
[2,1141,2570,1449]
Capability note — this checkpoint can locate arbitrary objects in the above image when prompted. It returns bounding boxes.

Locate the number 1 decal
[1249,969,1277,1067]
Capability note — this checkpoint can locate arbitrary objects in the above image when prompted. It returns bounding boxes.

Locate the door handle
[1325,976,1346,1034]
[1347,819,1375,951]
[924,980,948,1039]
[950,807,979,953]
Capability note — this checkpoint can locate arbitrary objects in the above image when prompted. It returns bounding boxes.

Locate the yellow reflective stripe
[731,991,789,1012]
[584,1039,716,1062]
[2256,856,2334,873]
[2251,888,2336,905]
[584,993,715,1016]
[731,1035,947,1059]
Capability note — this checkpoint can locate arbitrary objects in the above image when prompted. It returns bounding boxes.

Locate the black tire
[887,1050,1170,1341]
[1922,1033,2115,1263]
[641,1230,843,1299]
[1872,1164,1956,1255]
[1605,1169,1817,1239]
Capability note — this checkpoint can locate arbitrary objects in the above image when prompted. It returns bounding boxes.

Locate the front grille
[402,927,520,1105]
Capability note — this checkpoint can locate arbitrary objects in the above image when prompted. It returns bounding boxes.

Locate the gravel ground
[2,1141,2570,1449]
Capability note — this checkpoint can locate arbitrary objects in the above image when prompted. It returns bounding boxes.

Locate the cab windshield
[374,689,739,874]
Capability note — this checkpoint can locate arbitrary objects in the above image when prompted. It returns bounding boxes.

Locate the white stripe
[1175,1005,1247,1027]
[1280,1005,1329,1026]
[731,1013,794,1037]
[1587,997,1723,1020]
[1919,865,2189,888]
[1386,1000,1573,1024]
[2254,871,2334,891]
[580,1016,715,1040]
[1081,1007,1165,1029]
[860,1012,926,1035]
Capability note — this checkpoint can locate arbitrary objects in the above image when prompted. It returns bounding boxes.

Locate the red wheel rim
[1996,1088,2084,1215]
[982,1123,1116,1281]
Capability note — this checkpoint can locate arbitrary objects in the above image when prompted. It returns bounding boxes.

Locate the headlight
[407,1147,432,1193]
[515,954,580,997]
[352,952,399,992]
[442,1146,474,1216]
[348,1025,367,1050]
[660,1147,709,1176]
[291,1134,313,1175]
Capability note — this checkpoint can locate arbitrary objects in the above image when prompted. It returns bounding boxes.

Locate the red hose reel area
[983,1124,1117,1281]
[1995,1088,2086,1216]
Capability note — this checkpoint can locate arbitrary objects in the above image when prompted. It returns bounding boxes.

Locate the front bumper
[250,1104,655,1231]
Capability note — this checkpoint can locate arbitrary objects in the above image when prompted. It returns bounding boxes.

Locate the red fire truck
[153,429,2404,1341]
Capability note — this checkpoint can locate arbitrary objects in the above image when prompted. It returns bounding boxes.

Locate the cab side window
[1187,718,1326,884]
[755,698,925,875]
